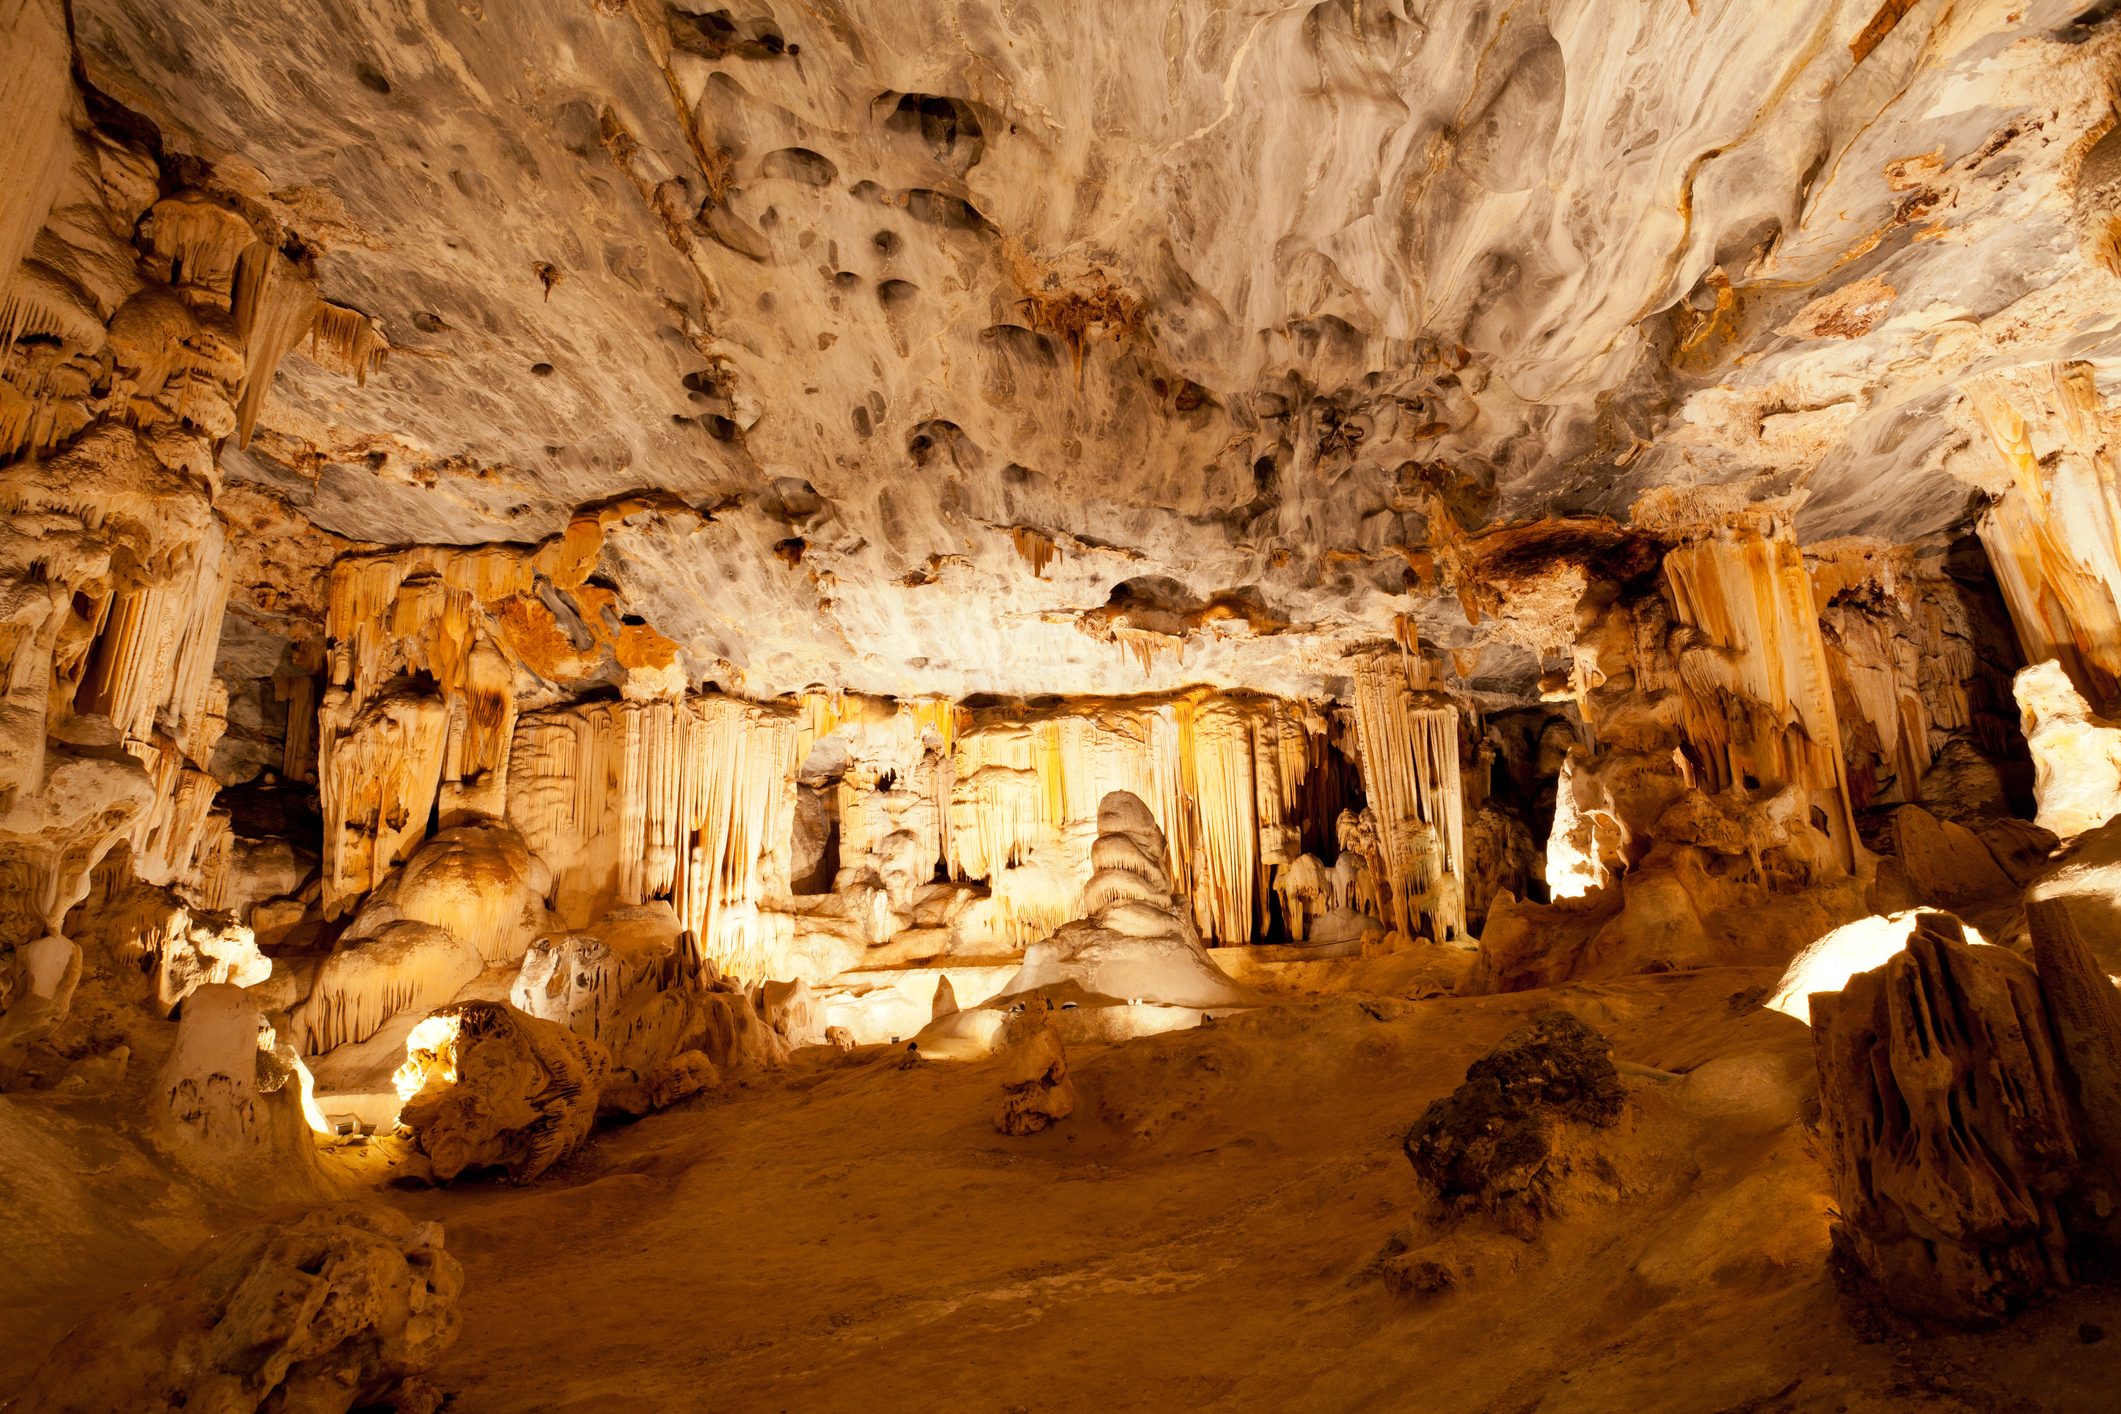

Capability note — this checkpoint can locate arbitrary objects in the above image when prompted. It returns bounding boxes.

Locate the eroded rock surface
[11,1203,462,1414]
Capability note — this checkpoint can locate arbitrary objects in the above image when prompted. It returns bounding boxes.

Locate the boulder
[2016,659,2121,839]
[994,1017,1074,1136]
[10,1203,461,1414]
[1401,1009,1626,1231]
[1810,911,2121,1322]
[396,1000,610,1183]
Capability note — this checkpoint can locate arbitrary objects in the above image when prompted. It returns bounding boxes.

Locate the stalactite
[305,300,388,385]
[314,521,636,915]
[135,194,256,309]
[1970,365,2121,711]
[1808,540,1996,808]
[1009,526,1058,577]
[1350,653,1466,941]
[317,688,449,916]
[291,920,483,1055]
[229,243,319,447]
[506,694,800,982]
[1654,507,1857,871]
[941,693,1329,948]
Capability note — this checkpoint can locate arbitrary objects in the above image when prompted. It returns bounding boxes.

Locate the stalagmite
[991,790,1252,1012]
[157,983,329,1173]
[940,692,1336,949]
[1810,912,2121,1322]
[511,902,786,1114]
[994,1016,1073,1135]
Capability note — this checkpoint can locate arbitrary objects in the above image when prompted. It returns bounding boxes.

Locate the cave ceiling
[67,0,2121,701]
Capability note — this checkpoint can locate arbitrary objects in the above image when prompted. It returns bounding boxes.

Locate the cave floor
[375,970,2121,1414]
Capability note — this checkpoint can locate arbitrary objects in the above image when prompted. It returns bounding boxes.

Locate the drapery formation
[507,696,800,981]
[1659,513,1857,872]
[1349,652,1466,941]
[936,693,1333,950]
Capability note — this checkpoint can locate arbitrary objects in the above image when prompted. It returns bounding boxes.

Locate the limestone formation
[512,905,787,1116]
[1001,791,1252,1013]
[395,999,611,1183]
[10,1203,461,1414]
[994,1017,1074,1136]
[15,0,2121,1402]
[292,919,483,1057]
[1401,1010,1626,1231]
[155,982,327,1173]
[1385,1010,1628,1298]
[1810,911,2121,1323]
[2016,659,2121,839]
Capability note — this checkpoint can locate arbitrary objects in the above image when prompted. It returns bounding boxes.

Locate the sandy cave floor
[9,970,2121,1412]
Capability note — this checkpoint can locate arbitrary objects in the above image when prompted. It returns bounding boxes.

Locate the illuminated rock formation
[9,1203,461,1414]
[2015,659,2121,839]
[999,790,1253,1014]
[156,983,328,1174]
[291,920,483,1058]
[507,693,799,981]
[1350,652,1466,941]
[1646,499,1857,874]
[396,1000,610,1183]
[1810,909,2121,1323]
[943,692,1341,951]
[16,0,2121,1399]
[511,903,787,1115]
[994,1015,1074,1136]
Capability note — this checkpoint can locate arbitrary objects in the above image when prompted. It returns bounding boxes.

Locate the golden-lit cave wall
[493,685,1364,981]
[0,12,387,960]
[1546,497,2025,900]
[1971,363,2121,713]
[506,694,801,983]
[940,690,1353,951]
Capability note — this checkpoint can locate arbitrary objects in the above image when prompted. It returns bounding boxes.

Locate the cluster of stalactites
[0,116,335,942]
[313,522,606,917]
[312,510,713,926]
[1655,511,1857,872]
[1808,539,1988,809]
[506,694,799,981]
[1970,363,2121,713]
[1349,652,1467,941]
[942,693,1330,949]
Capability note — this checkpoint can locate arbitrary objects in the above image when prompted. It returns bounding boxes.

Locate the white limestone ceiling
[65,0,2121,699]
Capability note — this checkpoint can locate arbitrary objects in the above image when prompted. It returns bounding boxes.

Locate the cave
[6,1,2121,1409]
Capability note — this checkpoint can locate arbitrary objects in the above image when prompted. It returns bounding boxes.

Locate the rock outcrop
[1809,907,2121,1323]
[994,1015,1074,1136]
[1400,1010,1627,1232]
[396,1000,610,1184]
[511,904,786,1116]
[1384,1010,1629,1298]
[10,1203,462,1414]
